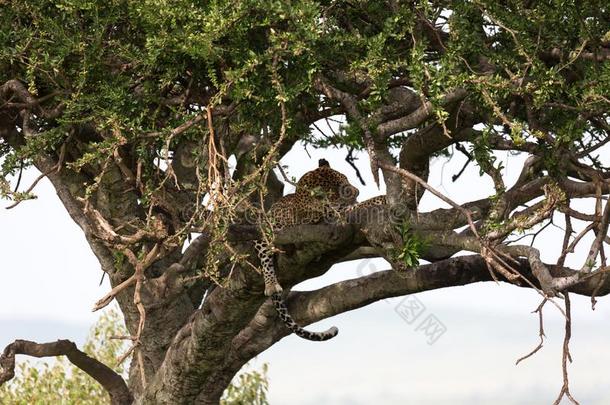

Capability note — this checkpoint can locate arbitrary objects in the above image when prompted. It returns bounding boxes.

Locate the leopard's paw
[264,283,283,297]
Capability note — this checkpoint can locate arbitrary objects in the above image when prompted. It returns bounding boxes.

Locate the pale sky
[1,141,609,404]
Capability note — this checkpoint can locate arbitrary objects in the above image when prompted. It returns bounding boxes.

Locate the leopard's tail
[271,293,339,341]
[254,240,284,296]
[255,240,338,341]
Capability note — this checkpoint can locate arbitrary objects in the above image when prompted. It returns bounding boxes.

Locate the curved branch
[0,80,65,119]
[232,254,610,358]
[232,253,610,382]
[292,256,610,325]
[377,88,468,138]
[0,339,132,405]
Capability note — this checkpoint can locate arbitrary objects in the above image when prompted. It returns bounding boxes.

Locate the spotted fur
[271,293,339,341]
[255,159,359,341]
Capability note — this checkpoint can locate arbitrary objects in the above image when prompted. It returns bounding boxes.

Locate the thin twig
[552,293,580,405]
[516,299,547,365]
[6,143,66,209]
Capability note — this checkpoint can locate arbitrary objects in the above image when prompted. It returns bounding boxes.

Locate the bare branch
[313,75,386,186]
[516,299,547,365]
[581,196,610,272]
[289,256,610,327]
[377,88,468,138]
[230,255,610,366]
[378,162,480,236]
[552,293,580,405]
[0,339,132,405]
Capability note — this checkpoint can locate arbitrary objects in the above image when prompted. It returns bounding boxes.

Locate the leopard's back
[269,160,359,230]
[257,159,360,341]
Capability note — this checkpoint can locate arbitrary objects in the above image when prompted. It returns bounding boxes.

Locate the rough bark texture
[0,339,132,405]
[1,2,609,403]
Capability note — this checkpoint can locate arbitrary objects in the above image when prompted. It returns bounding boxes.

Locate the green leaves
[393,221,427,268]
[0,308,270,404]
[1,0,608,207]
[0,309,129,405]
[221,363,269,405]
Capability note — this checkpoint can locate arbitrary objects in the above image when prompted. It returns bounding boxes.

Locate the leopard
[254,158,360,341]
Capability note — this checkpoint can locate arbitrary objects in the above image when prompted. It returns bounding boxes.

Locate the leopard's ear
[318,158,330,167]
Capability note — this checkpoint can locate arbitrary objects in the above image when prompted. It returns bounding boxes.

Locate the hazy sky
[1,141,609,404]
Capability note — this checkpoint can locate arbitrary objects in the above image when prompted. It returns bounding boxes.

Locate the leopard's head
[295,159,359,207]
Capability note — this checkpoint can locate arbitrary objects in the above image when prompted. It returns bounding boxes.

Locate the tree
[0,310,130,405]
[0,309,268,404]
[1,1,609,403]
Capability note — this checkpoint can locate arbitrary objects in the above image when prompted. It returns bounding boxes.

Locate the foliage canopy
[1,1,609,403]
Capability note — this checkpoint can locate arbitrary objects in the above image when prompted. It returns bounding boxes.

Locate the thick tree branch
[0,339,132,405]
[0,80,65,119]
[289,257,610,328]
[313,75,383,183]
[233,254,610,358]
[137,219,362,403]
[377,88,468,138]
